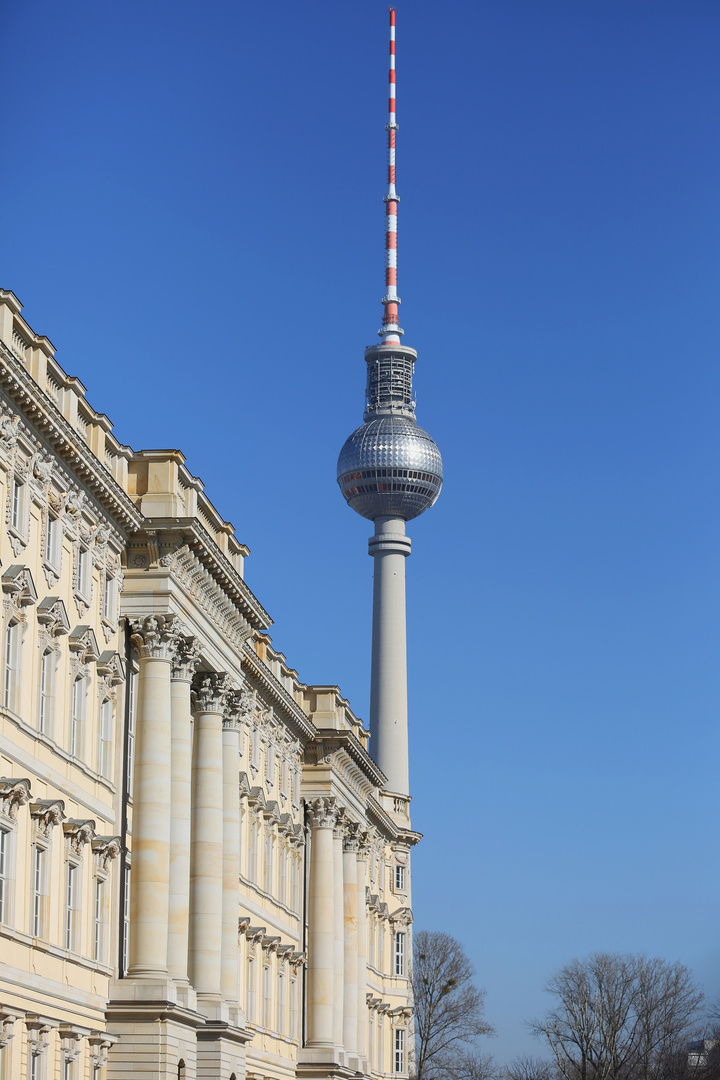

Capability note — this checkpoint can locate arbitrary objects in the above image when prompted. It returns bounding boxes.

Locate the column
[127,614,176,979]
[356,834,370,1065]
[221,692,242,1005]
[167,634,201,986]
[333,816,345,1052]
[189,671,229,1005]
[369,516,412,795]
[343,830,359,1057]
[305,798,337,1050]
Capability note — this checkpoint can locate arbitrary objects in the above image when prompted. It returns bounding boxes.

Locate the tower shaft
[369,516,411,796]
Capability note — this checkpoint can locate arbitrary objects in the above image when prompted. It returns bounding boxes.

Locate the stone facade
[0,291,419,1080]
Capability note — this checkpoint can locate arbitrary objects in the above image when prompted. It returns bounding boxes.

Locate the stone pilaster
[221,689,244,1006]
[189,671,230,1010]
[168,633,201,990]
[356,833,370,1069]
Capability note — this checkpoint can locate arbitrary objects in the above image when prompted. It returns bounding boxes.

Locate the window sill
[1,707,116,794]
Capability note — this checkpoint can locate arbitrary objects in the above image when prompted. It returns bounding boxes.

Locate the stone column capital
[191,672,231,714]
[223,684,252,728]
[130,613,179,660]
[171,634,202,681]
[307,796,338,830]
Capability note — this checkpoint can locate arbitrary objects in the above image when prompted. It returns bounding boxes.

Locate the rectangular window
[71,676,85,758]
[247,956,255,1022]
[394,931,406,976]
[264,832,273,894]
[395,1028,405,1074]
[263,965,271,1028]
[103,575,115,621]
[290,976,298,1041]
[77,546,91,598]
[4,620,20,712]
[46,514,61,568]
[249,821,258,883]
[30,1052,40,1080]
[279,844,287,906]
[276,971,285,1034]
[39,650,54,735]
[98,699,113,778]
[10,477,23,532]
[0,827,7,923]
[32,846,45,937]
[122,866,130,973]
[395,864,405,891]
[251,728,260,771]
[127,668,137,796]
[66,863,79,951]
[94,878,104,962]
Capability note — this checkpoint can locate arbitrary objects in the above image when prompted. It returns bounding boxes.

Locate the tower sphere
[337,414,443,522]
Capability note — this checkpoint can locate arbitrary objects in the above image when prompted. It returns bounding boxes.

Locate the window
[263,965,271,1028]
[247,956,256,1021]
[122,865,130,974]
[290,975,298,1041]
[94,878,104,962]
[103,575,116,622]
[281,757,289,797]
[39,649,55,735]
[264,831,273,893]
[265,741,275,785]
[10,477,24,532]
[71,676,86,758]
[0,827,8,923]
[98,699,113,778]
[46,514,61,568]
[369,1014,375,1070]
[30,1052,40,1080]
[251,728,260,771]
[127,667,137,796]
[77,545,91,598]
[65,863,79,951]
[394,1028,405,1074]
[4,620,21,712]
[378,1017,384,1073]
[249,821,258,883]
[276,970,285,1034]
[32,845,46,937]
[395,864,405,892]
[279,844,287,906]
[394,931,406,976]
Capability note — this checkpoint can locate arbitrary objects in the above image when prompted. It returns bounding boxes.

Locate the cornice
[133,520,269,630]
[0,340,142,532]
[311,728,386,791]
[241,643,315,744]
[366,796,401,842]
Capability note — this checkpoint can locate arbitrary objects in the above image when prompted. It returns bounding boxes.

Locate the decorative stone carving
[32,451,54,486]
[68,625,100,663]
[58,1025,84,1064]
[30,799,65,839]
[92,835,122,872]
[389,906,413,927]
[307,796,337,830]
[0,1008,17,1049]
[25,1015,53,1059]
[88,1031,117,1069]
[224,684,250,728]
[97,651,125,702]
[130,613,178,660]
[36,596,70,640]
[155,544,253,648]
[171,633,202,681]
[191,671,231,714]
[0,777,31,820]
[1,565,37,608]
[344,821,361,853]
[63,819,96,856]
[0,408,20,449]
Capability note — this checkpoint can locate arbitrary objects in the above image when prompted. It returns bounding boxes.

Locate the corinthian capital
[130,614,178,660]
[191,672,231,714]
[171,634,202,681]
[307,796,337,829]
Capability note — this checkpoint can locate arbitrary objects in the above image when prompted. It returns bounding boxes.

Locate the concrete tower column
[368,516,412,796]
[356,837,370,1067]
[343,832,359,1058]
[167,635,201,988]
[127,614,177,979]
[305,798,337,1052]
[221,696,242,1005]
[189,672,229,1009]
[333,817,346,1052]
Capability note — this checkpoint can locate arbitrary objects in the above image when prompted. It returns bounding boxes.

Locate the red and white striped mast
[381,7,402,343]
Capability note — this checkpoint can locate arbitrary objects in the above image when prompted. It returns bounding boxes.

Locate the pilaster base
[297,1046,359,1080]
[196,1021,250,1080]
[105,977,204,1080]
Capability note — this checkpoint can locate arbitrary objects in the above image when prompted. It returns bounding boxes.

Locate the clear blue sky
[3,0,720,1064]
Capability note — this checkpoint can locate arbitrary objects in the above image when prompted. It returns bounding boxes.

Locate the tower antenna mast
[381,7,402,344]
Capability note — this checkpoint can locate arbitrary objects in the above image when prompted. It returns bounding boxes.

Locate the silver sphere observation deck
[337,343,443,522]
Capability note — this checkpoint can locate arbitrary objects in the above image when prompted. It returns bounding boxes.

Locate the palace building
[0,288,417,1080]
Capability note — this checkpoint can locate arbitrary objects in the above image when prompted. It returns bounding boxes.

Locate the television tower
[337,7,443,798]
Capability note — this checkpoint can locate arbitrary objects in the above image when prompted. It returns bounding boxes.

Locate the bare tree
[412,930,494,1080]
[503,1054,557,1080]
[530,953,703,1080]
